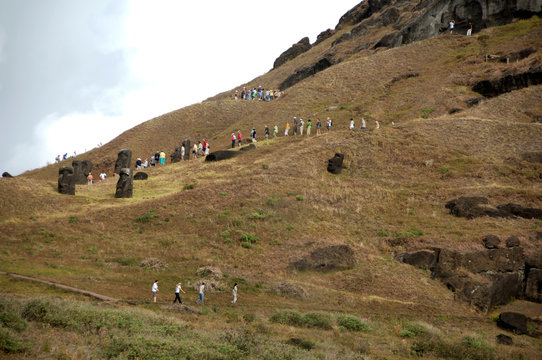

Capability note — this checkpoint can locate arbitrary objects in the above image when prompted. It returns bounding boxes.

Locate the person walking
[264,125,269,140]
[198,141,203,156]
[284,122,290,136]
[349,118,355,130]
[231,133,236,148]
[232,283,238,304]
[306,119,312,136]
[99,171,107,181]
[299,118,304,135]
[316,119,322,135]
[173,282,186,304]
[181,145,185,160]
[192,144,198,159]
[196,282,205,305]
[466,21,473,36]
[152,280,159,303]
[273,125,278,138]
[87,172,93,185]
[375,120,380,129]
[251,128,257,142]
[159,151,166,165]
[360,117,367,130]
[237,131,243,147]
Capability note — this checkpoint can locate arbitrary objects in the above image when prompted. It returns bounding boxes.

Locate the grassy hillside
[0,17,541,360]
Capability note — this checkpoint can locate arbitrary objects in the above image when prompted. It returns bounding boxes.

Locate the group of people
[449,19,473,36]
[86,171,107,185]
[235,86,282,102]
[151,280,238,305]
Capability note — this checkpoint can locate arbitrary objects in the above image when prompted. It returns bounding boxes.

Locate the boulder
[395,250,438,270]
[273,37,312,69]
[335,1,372,29]
[497,203,542,220]
[2,172,13,178]
[205,150,239,162]
[505,236,520,248]
[72,160,93,185]
[327,153,345,174]
[114,149,132,174]
[314,29,335,45]
[58,166,76,195]
[133,172,148,181]
[445,197,511,219]
[291,245,356,272]
[496,334,513,345]
[520,152,542,164]
[482,234,500,249]
[115,168,133,198]
[497,312,528,334]
[524,268,542,302]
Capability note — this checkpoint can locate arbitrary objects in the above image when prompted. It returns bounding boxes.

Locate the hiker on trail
[326,117,332,131]
[251,128,257,142]
[299,118,304,135]
[143,159,148,168]
[205,143,210,156]
[265,125,269,140]
[360,118,366,130]
[196,282,205,305]
[135,158,142,169]
[273,125,278,138]
[285,122,290,136]
[159,151,166,165]
[99,171,107,181]
[202,139,208,155]
[316,119,322,135]
[173,282,186,304]
[349,118,355,130]
[375,120,380,129]
[293,117,298,135]
[198,141,203,156]
[467,21,473,36]
[237,131,243,147]
[306,119,312,136]
[87,172,93,185]
[192,144,198,159]
[449,19,455,34]
[181,145,185,161]
[154,151,160,164]
[150,156,156,167]
[152,280,159,303]
[231,133,236,148]
[232,283,238,304]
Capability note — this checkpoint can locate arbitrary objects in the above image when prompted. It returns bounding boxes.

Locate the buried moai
[72,160,93,184]
[115,149,132,173]
[115,168,133,198]
[327,153,344,174]
[58,166,76,195]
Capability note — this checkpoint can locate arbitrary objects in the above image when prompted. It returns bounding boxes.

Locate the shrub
[134,214,158,222]
[303,312,333,330]
[22,299,48,321]
[183,183,196,190]
[270,239,282,246]
[239,233,259,244]
[248,212,265,219]
[267,198,276,206]
[243,313,255,323]
[377,230,389,236]
[241,242,252,249]
[295,195,304,201]
[337,315,370,332]
[68,215,78,223]
[400,322,426,337]
[270,310,304,327]
[220,231,230,238]
[440,166,450,173]
[287,338,314,350]
[0,310,27,331]
[0,327,26,353]
[421,108,435,119]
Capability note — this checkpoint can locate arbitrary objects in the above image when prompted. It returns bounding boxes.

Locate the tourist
[264,125,269,140]
[135,158,142,169]
[150,156,156,167]
[154,151,160,164]
[237,131,243,147]
[152,280,159,303]
[273,125,278,138]
[205,143,210,156]
[285,122,290,136]
[307,119,312,136]
[87,172,93,185]
[143,159,148,168]
[181,145,185,161]
[192,144,198,159]
[360,117,366,130]
[234,90,238,100]
[231,133,236,148]
[350,118,355,130]
[232,283,238,304]
[316,119,322,135]
[173,282,186,304]
[467,21,473,36]
[198,141,203,156]
[202,139,208,155]
[326,117,332,131]
[251,128,256,142]
[449,19,455,34]
[375,120,380,129]
[99,171,107,181]
[159,151,166,165]
[196,282,205,305]
[299,118,304,135]
[293,117,298,135]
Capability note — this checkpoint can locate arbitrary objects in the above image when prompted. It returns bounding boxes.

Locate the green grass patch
[68,215,78,223]
[270,310,305,327]
[337,314,370,332]
[183,183,196,190]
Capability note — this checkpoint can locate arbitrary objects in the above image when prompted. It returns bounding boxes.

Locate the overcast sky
[0,0,360,175]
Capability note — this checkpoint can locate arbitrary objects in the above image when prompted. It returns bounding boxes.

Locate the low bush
[303,312,333,330]
[337,314,370,332]
[270,310,304,327]
[0,310,27,331]
[239,233,259,244]
[0,327,26,353]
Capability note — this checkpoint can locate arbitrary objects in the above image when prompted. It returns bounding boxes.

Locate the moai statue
[170,146,182,163]
[115,149,132,174]
[58,166,76,195]
[327,153,344,174]
[72,160,93,184]
[115,168,133,198]
[181,139,191,160]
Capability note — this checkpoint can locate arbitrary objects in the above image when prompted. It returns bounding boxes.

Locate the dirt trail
[0,270,119,303]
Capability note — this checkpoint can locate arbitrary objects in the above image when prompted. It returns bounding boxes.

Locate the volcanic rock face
[72,160,93,185]
[273,37,312,69]
[115,168,133,198]
[114,149,132,174]
[290,245,356,272]
[2,172,13,178]
[58,166,76,195]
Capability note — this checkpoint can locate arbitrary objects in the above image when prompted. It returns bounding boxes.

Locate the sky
[0,0,361,175]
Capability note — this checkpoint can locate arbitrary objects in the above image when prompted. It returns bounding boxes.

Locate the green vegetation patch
[337,314,371,332]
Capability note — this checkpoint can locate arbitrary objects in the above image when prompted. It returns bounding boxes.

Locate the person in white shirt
[151,280,159,303]
[99,172,107,181]
[349,118,355,130]
[196,282,205,305]
[173,282,186,304]
[232,283,238,304]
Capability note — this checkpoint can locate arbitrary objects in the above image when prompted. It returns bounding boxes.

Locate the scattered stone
[505,236,520,248]
[466,97,484,107]
[291,245,356,272]
[537,232,542,241]
[497,312,528,334]
[114,149,132,174]
[115,168,133,198]
[140,258,166,270]
[395,250,438,270]
[423,159,434,167]
[448,108,462,114]
[496,334,513,345]
[72,160,93,185]
[279,55,334,90]
[133,172,148,181]
[205,150,238,162]
[196,266,222,279]
[482,235,500,249]
[273,282,308,299]
[473,71,542,98]
[2,172,13,178]
[192,280,221,293]
[445,197,510,219]
[327,153,344,174]
[58,166,76,195]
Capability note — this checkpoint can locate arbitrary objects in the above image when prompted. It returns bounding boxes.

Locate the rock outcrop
[445,197,542,220]
[279,55,334,90]
[273,37,312,70]
[2,172,13,178]
[133,172,148,181]
[291,245,356,272]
